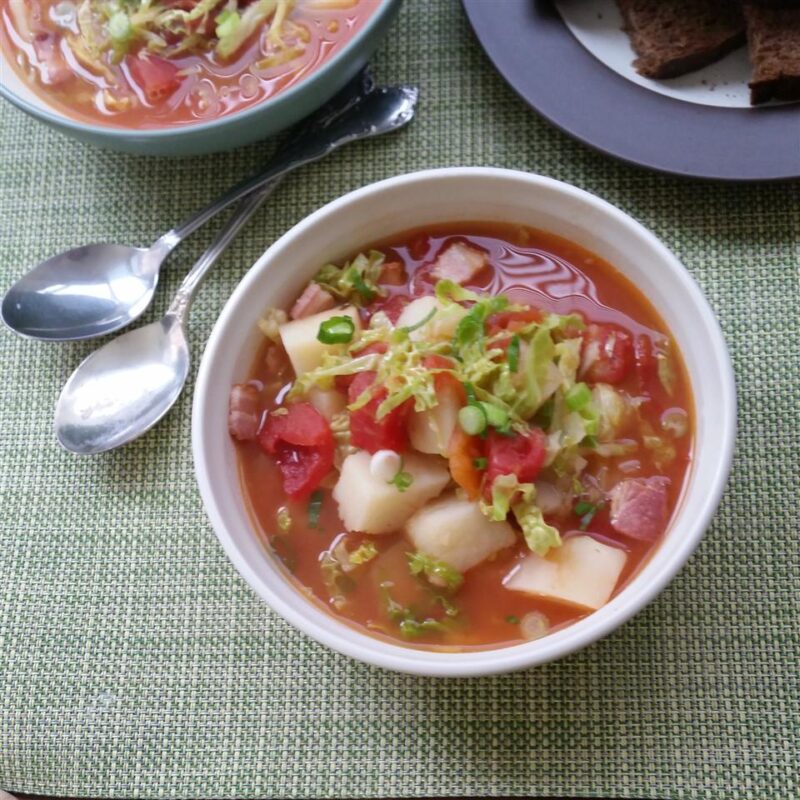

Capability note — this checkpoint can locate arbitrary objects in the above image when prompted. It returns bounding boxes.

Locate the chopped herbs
[317,315,355,345]
[307,490,324,529]
[472,457,488,470]
[321,551,355,610]
[507,334,520,372]
[407,552,464,592]
[348,540,379,566]
[276,506,292,532]
[574,500,605,530]
[379,581,450,639]
[389,466,414,492]
[505,615,520,625]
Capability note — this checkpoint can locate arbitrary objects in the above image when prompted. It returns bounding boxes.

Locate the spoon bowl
[56,316,189,455]
[54,82,418,455]
[1,242,166,342]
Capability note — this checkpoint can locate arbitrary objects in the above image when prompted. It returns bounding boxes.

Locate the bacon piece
[378,260,407,286]
[33,34,72,86]
[289,284,336,320]
[228,383,261,441]
[431,242,488,284]
[609,477,670,541]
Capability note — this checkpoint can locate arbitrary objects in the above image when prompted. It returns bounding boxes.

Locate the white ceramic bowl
[192,168,736,677]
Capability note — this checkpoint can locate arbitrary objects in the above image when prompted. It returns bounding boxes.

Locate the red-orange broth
[0,0,379,128]
[235,223,693,650]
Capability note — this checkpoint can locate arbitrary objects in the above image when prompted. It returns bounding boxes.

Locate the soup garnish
[1,0,379,127]
[231,224,693,649]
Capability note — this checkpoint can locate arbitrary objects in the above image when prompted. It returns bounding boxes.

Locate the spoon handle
[166,184,274,323]
[156,70,376,252]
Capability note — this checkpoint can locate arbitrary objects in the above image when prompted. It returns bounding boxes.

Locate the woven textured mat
[1,1,799,798]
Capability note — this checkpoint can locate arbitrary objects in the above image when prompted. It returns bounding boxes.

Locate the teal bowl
[0,0,402,156]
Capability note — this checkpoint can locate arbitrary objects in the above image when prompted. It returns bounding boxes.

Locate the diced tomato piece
[485,427,547,495]
[334,343,387,393]
[422,354,465,397]
[375,293,410,325]
[448,428,484,500]
[486,307,542,335]
[127,55,181,104]
[348,371,412,453]
[378,260,407,286]
[581,323,634,385]
[259,403,334,500]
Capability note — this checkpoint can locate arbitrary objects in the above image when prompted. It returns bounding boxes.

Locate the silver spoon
[1,70,396,342]
[53,84,418,455]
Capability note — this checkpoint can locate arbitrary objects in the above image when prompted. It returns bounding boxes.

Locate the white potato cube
[308,387,346,421]
[408,384,462,456]
[405,495,516,573]
[395,296,467,342]
[279,305,360,375]
[333,451,450,535]
[504,534,627,611]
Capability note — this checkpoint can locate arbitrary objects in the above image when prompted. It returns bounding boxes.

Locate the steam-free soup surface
[0,0,379,128]
[231,223,693,649]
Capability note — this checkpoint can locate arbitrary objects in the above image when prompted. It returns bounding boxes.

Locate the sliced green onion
[108,11,132,43]
[308,490,324,529]
[479,401,509,430]
[472,457,488,470]
[458,404,487,436]
[317,315,355,345]
[565,381,592,411]
[507,334,520,372]
[505,614,520,625]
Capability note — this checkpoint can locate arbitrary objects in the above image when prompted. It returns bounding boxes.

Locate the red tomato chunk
[348,371,413,454]
[581,323,635,385]
[485,428,547,493]
[259,403,334,500]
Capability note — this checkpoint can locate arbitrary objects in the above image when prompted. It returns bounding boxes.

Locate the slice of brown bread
[743,3,800,103]
[616,0,746,79]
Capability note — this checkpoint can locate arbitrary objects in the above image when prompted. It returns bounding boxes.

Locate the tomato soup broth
[234,223,693,650]
[0,0,379,128]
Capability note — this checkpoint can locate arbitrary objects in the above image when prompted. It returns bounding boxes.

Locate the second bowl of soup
[193,168,735,676]
[0,0,400,154]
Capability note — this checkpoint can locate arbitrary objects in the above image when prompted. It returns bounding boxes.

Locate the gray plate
[463,0,800,181]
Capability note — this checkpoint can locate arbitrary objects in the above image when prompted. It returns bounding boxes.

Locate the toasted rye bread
[616,0,746,79]
[743,3,800,103]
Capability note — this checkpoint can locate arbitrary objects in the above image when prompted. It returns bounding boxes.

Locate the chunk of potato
[408,384,461,456]
[333,451,450,535]
[308,387,346,421]
[405,494,516,572]
[279,305,360,375]
[395,296,467,342]
[504,534,627,611]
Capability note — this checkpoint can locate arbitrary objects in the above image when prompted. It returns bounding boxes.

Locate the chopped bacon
[289,283,336,320]
[228,383,262,441]
[609,477,670,541]
[33,34,72,86]
[378,260,407,286]
[431,242,489,284]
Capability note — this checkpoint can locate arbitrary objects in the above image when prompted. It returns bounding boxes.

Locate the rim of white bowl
[192,167,737,677]
[0,0,399,140]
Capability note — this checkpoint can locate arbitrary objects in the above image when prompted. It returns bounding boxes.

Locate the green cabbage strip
[314,251,387,306]
[480,474,561,557]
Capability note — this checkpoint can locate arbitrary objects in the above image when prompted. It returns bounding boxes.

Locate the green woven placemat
[1,2,798,798]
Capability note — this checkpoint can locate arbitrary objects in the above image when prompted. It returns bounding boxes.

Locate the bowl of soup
[192,167,735,676]
[0,0,400,155]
